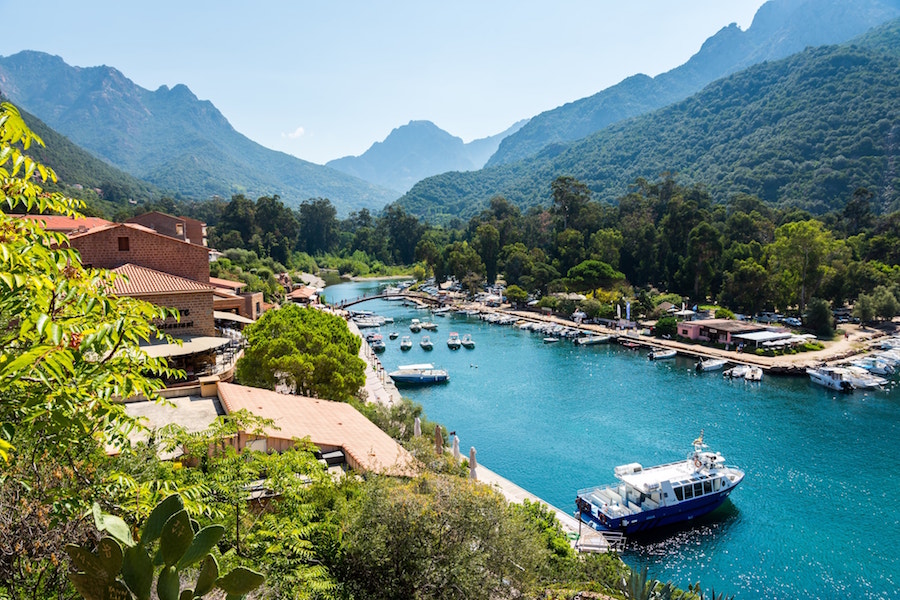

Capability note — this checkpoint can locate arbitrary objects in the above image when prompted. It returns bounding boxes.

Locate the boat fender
[694,458,702,469]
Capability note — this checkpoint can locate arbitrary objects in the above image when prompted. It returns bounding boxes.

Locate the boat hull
[390,374,449,386]
[578,486,738,535]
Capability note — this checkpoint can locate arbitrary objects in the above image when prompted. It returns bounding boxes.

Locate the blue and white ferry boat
[575,433,744,534]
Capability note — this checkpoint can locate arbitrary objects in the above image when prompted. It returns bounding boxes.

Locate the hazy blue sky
[0,1,766,165]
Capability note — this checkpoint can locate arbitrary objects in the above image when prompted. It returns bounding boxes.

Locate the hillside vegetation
[397,23,900,222]
[0,52,398,215]
[487,0,900,166]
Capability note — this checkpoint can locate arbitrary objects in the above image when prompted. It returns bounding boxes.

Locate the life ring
[694,458,702,469]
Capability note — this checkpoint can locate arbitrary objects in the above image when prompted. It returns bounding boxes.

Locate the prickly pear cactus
[66,494,264,600]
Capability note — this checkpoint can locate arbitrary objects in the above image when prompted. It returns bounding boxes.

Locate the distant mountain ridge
[326,119,526,194]
[0,51,399,215]
[487,0,900,167]
[395,19,900,221]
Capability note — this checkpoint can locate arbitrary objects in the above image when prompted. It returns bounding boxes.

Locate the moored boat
[543,337,560,344]
[369,334,386,353]
[807,366,855,391]
[389,331,399,340]
[575,334,612,346]
[447,332,461,349]
[409,318,422,333]
[421,321,438,331]
[461,333,475,349]
[575,433,744,534]
[648,348,677,360]
[420,335,434,350]
[388,363,449,386]
[399,335,412,351]
[723,364,750,378]
[696,358,727,372]
[745,366,763,381]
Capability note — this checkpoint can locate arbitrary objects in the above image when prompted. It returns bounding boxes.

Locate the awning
[214,310,255,325]
[140,336,231,358]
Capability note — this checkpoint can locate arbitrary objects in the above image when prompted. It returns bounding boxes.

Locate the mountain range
[0,51,398,216]
[326,119,527,194]
[488,0,900,167]
[395,19,900,222]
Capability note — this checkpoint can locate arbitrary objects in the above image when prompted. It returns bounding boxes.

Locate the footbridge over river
[336,291,443,309]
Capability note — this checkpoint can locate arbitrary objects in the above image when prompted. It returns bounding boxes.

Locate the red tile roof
[287,286,317,300]
[68,223,210,251]
[12,214,112,233]
[209,276,247,291]
[217,382,418,476]
[110,264,215,295]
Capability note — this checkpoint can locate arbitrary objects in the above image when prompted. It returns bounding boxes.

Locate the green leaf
[215,567,265,596]
[68,572,106,600]
[96,514,135,547]
[179,590,194,600]
[177,525,224,569]
[95,537,123,579]
[142,494,184,546]
[65,544,106,580]
[122,544,153,600]
[193,554,219,597]
[160,509,193,567]
[157,566,180,600]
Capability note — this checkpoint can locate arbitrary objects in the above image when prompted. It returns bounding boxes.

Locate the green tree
[0,101,178,598]
[805,297,834,338]
[474,222,501,284]
[871,285,900,321]
[654,316,677,338]
[567,259,625,292]
[335,474,548,600]
[768,220,837,313]
[444,241,484,283]
[681,221,723,301]
[505,284,528,306]
[236,304,365,401]
[719,258,769,315]
[589,228,624,269]
[298,198,340,255]
[853,293,876,324]
[551,175,591,230]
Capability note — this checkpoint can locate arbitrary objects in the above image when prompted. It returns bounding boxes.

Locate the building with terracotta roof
[286,285,319,305]
[125,211,208,247]
[68,223,210,283]
[110,264,216,337]
[216,381,418,477]
[11,213,112,234]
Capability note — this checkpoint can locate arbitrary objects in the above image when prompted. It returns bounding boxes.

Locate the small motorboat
[696,358,727,372]
[389,363,449,386]
[400,335,412,351]
[447,332,461,349]
[370,334,386,353]
[574,334,612,346]
[648,348,677,360]
[420,335,434,350]
[543,337,560,344]
[389,331,399,340]
[409,318,422,333]
[723,365,750,378]
[745,366,763,381]
[421,321,438,331]
[461,334,475,349]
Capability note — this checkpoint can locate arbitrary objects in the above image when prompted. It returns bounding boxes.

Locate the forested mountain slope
[0,51,398,215]
[396,22,900,222]
[487,0,900,167]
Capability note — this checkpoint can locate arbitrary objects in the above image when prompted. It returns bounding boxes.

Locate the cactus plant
[66,494,264,600]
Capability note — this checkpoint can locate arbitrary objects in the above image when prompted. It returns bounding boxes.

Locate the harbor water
[325,281,900,599]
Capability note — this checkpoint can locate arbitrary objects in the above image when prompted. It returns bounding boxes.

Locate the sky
[0,1,767,165]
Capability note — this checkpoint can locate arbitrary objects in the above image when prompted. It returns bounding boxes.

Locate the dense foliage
[236,304,366,401]
[397,27,900,222]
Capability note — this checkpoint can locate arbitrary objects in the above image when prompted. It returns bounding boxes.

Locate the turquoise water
[326,281,900,599]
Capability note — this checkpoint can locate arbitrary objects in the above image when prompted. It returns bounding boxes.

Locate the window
[704,481,712,494]
[694,483,703,497]
[684,486,693,500]
[117,237,130,251]
[674,487,683,501]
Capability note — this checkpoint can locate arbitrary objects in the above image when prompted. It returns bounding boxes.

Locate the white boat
[432,306,453,316]
[461,333,475,349]
[723,364,750,378]
[388,331,399,340]
[576,433,744,534]
[369,334,386,353]
[849,356,895,376]
[409,318,422,333]
[807,366,856,392]
[543,337,560,344]
[399,335,412,351]
[648,348,677,360]
[574,334,612,346]
[745,366,763,381]
[420,335,434,350]
[421,321,438,331]
[696,358,727,372]
[447,332,461,349]
[388,363,449,386]
[844,366,888,389]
